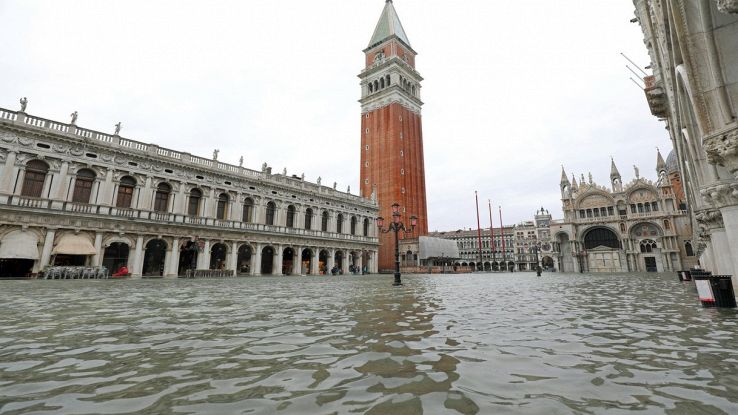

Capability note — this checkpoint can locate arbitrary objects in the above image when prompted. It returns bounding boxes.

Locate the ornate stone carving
[701,182,738,208]
[52,144,68,154]
[0,131,18,144]
[716,0,738,13]
[69,147,84,157]
[17,137,33,147]
[695,208,725,233]
[704,127,738,178]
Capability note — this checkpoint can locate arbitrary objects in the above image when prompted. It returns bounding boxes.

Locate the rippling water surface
[1,273,737,414]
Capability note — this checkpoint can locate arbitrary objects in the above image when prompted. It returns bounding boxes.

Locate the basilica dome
[666,150,679,174]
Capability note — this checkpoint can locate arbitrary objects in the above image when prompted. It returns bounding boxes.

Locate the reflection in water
[0,274,736,414]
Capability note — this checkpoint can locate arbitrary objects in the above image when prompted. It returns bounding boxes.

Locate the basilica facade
[0,105,379,278]
[553,153,697,273]
[633,1,738,281]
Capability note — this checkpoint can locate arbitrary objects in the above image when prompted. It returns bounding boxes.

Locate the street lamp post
[376,203,417,287]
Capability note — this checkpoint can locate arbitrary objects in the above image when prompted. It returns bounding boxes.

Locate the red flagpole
[475,191,483,270]
[499,206,506,271]
[488,200,496,268]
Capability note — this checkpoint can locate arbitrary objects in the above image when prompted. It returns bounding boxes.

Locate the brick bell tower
[360,0,428,272]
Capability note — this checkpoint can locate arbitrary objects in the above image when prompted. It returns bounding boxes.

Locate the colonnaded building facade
[633,1,738,282]
[0,105,380,278]
[553,153,697,273]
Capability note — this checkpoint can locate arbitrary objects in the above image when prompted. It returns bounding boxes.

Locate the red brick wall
[365,40,416,69]
[361,103,428,272]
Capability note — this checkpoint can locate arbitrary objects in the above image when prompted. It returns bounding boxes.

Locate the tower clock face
[541,242,551,252]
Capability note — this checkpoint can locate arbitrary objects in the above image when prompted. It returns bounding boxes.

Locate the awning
[0,231,40,260]
[52,234,97,256]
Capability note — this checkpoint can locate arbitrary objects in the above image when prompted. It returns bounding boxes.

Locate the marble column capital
[716,0,738,14]
[704,125,738,178]
[700,181,738,209]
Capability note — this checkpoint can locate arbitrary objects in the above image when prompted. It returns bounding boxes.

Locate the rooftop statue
[70,111,78,125]
[114,122,121,135]
[213,149,219,161]
[19,97,27,112]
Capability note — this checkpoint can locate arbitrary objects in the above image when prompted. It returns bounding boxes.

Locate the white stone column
[342,251,350,274]
[0,151,17,195]
[252,243,262,276]
[229,241,238,276]
[293,246,302,275]
[92,232,103,266]
[328,248,335,272]
[710,229,733,275]
[311,248,320,275]
[231,196,242,222]
[99,169,114,206]
[167,237,180,277]
[719,205,738,286]
[132,235,145,278]
[50,161,69,200]
[275,245,283,275]
[174,183,187,215]
[197,240,211,269]
[65,177,76,201]
[208,188,217,218]
[39,229,56,269]
[357,253,363,274]
[139,177,153,210]
[12,169,26,196]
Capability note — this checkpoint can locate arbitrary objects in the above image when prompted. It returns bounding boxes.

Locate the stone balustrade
[0,107,371,205]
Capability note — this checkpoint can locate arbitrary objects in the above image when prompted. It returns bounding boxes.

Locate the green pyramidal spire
[368,0,411,49]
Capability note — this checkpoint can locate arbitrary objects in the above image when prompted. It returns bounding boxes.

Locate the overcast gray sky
[0,0,669,231]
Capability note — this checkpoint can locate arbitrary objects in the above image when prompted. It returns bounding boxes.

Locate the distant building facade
[554,153,697,273]
[0,106,379,278]
[633,2,738,280]
[428,208,557,272]
[360,1,429,272]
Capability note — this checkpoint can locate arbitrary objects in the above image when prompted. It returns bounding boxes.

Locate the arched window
[286,205,296,228]
[188,189,202,216]
[321,211,329,232]
[374,80,379,91]
[350,216,357,235]
[116,176,136,208]
[369,83,373,93]
[242,198,254,222]
[21,160,49,198]
[386,74,390,86]
[380,78,385,89]
[305,208,313,230]
[265,201,276,225]
[639,239,657,253]
[685,241,694,257]
[153,183,171,212]
[363,218,369,236]
[72,169,96,203]
[583,228,620,250]
[216,193,229,220]
[336,213,344,233]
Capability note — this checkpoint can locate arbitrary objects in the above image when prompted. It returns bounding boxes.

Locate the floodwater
[0,273,737,415]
